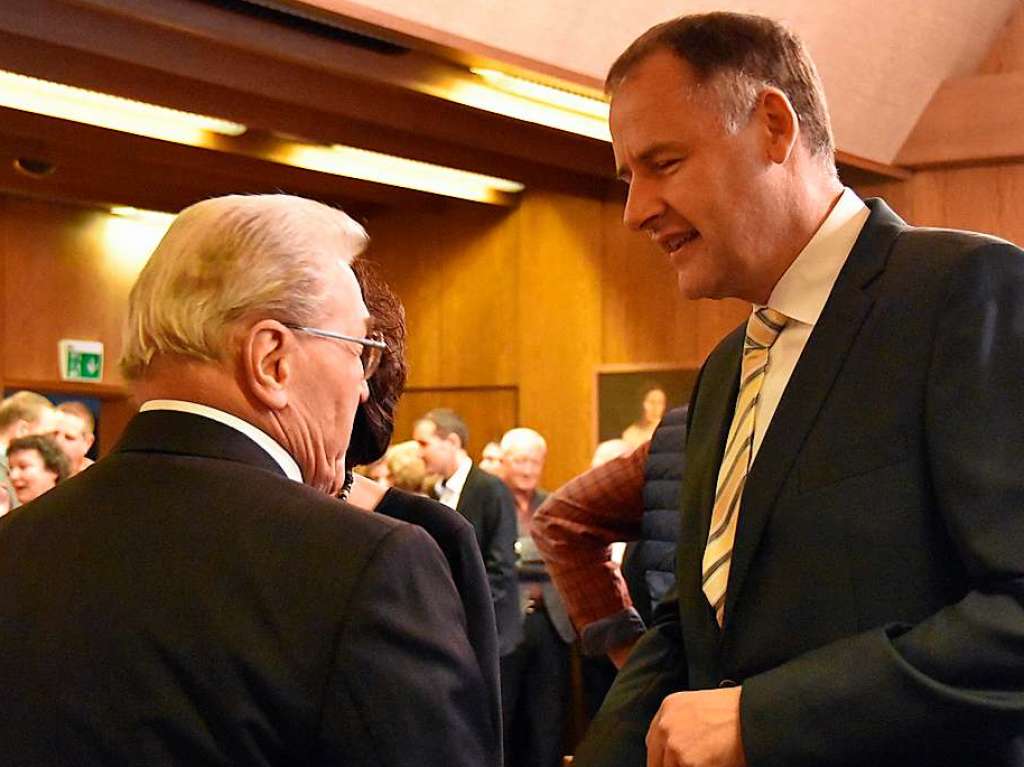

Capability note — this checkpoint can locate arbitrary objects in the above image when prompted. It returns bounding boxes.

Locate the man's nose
[622,178,662,233]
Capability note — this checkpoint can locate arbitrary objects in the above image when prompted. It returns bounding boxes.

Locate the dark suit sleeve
[313,523,497,767]
[477,480,518,609]
[573,593,688,767]
[741,242,1024,766]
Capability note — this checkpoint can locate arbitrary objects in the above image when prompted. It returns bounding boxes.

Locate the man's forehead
[326,258,370,325]
[413,419,436,437]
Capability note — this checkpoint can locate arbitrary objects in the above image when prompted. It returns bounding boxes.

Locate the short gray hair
[120,194,369,380]
[501,427,547,455]
[606,12,835,168]
[0,391,53,433]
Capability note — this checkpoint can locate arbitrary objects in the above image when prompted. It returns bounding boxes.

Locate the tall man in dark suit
[0,194,495,767]
[415,408,521,657]
[572,12,1024,767]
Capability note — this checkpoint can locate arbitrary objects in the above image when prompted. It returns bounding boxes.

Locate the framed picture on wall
[596,364,699,448]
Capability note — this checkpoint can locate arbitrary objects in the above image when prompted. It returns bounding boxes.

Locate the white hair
[500,427,547,455]
[120,194,368,379]
[591,439,632,468]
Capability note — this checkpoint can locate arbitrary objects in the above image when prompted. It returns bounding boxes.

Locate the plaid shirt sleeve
[533,441,650,636]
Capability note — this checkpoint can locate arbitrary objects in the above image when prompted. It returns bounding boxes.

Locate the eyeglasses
[284,324,387,380]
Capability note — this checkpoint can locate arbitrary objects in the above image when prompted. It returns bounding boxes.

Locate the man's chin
[675,266,730,302]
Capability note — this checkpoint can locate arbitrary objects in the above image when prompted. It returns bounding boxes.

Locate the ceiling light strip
[0,70,247,145]
[279,144,524,204]
[471,68,609,120]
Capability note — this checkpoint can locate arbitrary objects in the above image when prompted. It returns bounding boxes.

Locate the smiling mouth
[661,230,700,254]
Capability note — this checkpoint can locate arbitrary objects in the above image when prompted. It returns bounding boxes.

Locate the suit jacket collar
[457,464,485,510]
[113,410,288,478]
[719,199,907,630]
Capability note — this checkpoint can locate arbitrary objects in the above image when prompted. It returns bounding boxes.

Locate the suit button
[718,678,737,688]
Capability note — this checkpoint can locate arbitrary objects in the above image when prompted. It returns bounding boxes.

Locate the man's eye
[655,159,681,172]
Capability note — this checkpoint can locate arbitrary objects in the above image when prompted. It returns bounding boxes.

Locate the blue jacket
[621,405,687,625]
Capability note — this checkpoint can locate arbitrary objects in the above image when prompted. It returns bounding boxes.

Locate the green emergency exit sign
[59,340,104,382]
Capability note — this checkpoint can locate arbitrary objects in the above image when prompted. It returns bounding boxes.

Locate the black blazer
[456,464,522,656]
[375,487,502,753]
[0,410,497,767]
[577,199,1024,767]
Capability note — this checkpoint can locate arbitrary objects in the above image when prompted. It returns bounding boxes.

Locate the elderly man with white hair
[498,427,575,767]
[0,194,494,767]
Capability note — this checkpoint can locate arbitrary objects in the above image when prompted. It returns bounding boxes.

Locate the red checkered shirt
[533,441,650,635]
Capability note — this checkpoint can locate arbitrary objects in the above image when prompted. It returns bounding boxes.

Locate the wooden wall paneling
[366,200,519,389]
[95,395,135,457]
[853,178,916,223]
[391,386,518,461]
[2,198,136,388]
[434,204,519,387]
[365,208,448,388]
[516,190,603,488]
[600,196,701,367]
[905,164,1024,247]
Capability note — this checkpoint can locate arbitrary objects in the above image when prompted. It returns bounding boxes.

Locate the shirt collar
[439,452,473,496]
[766,187,870,326]
[138,399,303,483]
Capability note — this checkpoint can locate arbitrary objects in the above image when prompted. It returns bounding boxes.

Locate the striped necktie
[702,307,789,626]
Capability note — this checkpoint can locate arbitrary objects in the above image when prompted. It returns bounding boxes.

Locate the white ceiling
[306,0,1021,164]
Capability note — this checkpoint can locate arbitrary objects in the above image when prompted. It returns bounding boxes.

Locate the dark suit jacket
[0,410,496,767]
[576,199,1024,767]
[457,464,522,656]
[375,487,502,753]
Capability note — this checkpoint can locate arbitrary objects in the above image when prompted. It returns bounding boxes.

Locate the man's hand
[646,686,746,767]
[608,640,637,669]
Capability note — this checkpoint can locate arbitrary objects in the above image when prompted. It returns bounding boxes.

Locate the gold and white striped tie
[702,307,789,626]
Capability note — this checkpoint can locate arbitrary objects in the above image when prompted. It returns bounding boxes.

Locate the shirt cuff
[580,608,647,657]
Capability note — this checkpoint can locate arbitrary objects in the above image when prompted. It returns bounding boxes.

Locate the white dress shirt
[436,453,473,510]
[139,399,303,482]
[751,187,870,460]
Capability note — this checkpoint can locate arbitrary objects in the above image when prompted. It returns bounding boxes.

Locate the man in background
[479,440,505,478]
[52,401,96,475]
[571,11,1024,767]
[0,194,493,767]
[415,408,521,658]
[498,427,574,767]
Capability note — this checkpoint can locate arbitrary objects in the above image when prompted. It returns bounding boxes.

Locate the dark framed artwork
[596,364,699,444]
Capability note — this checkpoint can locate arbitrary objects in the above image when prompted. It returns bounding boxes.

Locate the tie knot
[745,307,789,351]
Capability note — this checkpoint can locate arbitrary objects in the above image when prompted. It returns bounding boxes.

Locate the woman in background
[621,385,667,448]
[7,434,70,506]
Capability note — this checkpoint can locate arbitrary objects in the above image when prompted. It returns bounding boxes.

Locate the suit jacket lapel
[676,325,744,680]
[456,465,480,515]
[113,410,288,477]
[723,199,907,629]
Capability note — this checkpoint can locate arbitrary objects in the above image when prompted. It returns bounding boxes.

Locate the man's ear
[758,87,799,165]
[446,433,463,451]
[84,432,95,450]
[241,320,293,411]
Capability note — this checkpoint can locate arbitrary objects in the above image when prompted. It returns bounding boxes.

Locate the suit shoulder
[377,489,476,541]
[463,466,510,500]
[890,225,1023,273]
